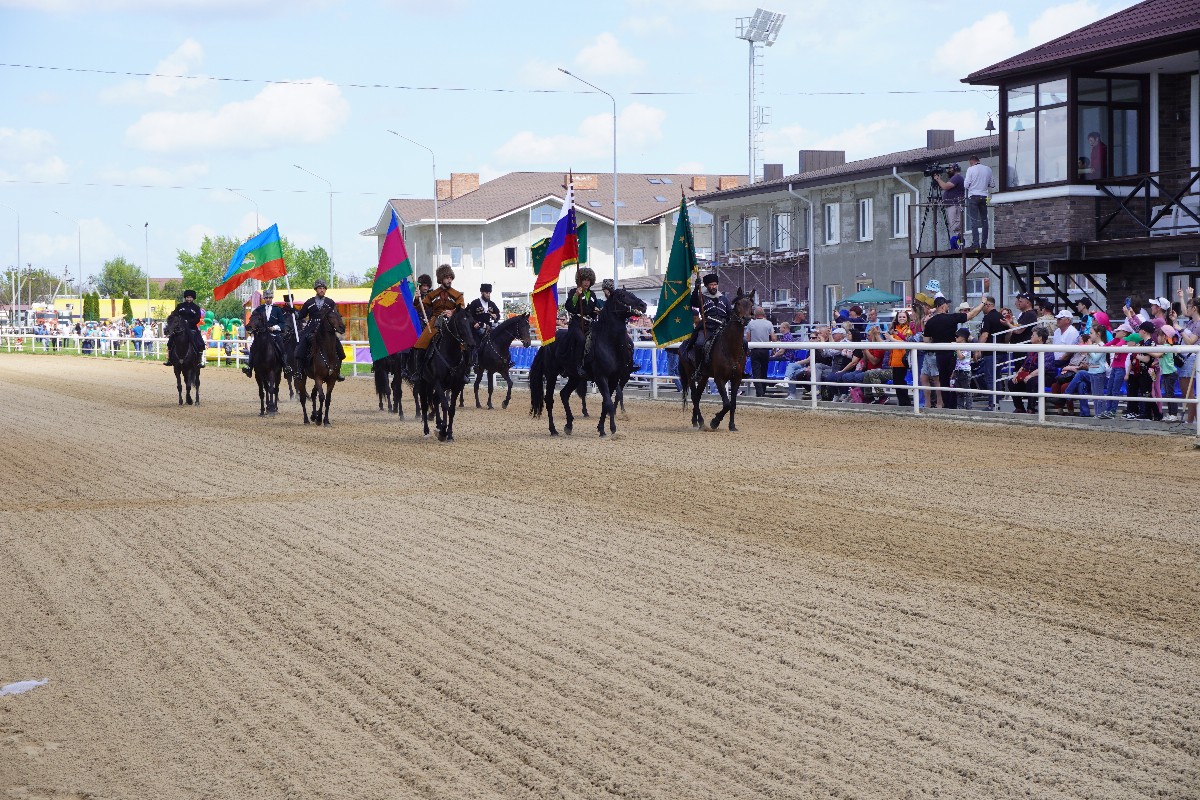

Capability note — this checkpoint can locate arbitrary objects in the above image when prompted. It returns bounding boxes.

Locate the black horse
[247,317,284,416]
[296,309,345,426]
[280,313,301,401]
[679,289,754,431]
[471,313,532,410]
[416,308,476,442]
[580,288,646,437]
[372,352,412,418]
[164,309,202,406]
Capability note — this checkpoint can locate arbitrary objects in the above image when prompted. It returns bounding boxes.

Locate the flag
[652,197,698,346]
[213,223,287,301]
[531,185,578,344]
[367,209,424,360]
[532,222,588,275]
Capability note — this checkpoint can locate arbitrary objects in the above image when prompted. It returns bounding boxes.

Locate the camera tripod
[917,179,952,252]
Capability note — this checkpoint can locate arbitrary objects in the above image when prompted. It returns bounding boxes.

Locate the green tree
[1,267,63,306]
[176,234,240,302]
[94,256,148,298]
[121,295,133,322]
[283,243,331,288]
[84,292,99,321]
[157,279,182,299]
[208,295,246,322]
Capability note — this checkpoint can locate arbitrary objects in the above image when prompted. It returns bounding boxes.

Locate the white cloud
[763,110,990,165]
[101,39,207,105]
[182,223,217,253]
[494,103,667,167]
[125,78,349,153]
[97,163,210,186]
[574,33,645,77]
[0,128,68,182]
[623,15,673,36]
[0,127,56,159]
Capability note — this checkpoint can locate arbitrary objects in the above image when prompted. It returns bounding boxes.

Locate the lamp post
[0,203,18,325]
[387,130,442,271]
[735,9,786,184]
[557,67,619,283]
[126,222,151,320]
[53,210,82,324]
[293,165,334,286]
[227,188,260,233]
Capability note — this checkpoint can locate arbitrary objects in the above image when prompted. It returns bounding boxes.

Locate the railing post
[651,344,659,401]
[1037,351,1046,424]
[911,345,920,416]
[808,345,817,411]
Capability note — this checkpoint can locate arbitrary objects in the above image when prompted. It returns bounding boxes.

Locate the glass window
[1112,109,1138,177]
[632,248,645,268]
[1111,79,1141,102]
[1039,79,1068,105]
[616,247,625,269]
[530,204,557,224]
[721,220,730,254]
[450,246,462,268]
[470,247,483,268]
[1075,75,1144,181]
[1007,112,1037,187]
[773,212,791,251]
[1008,84,1035,112]
[1038,106,1069,183]
[1078,108,1107,179]
[1077,77,1107,102]
[857,198,873,241]
[823,203,840,244]
[746,215,760,248]
[891,193,910,238]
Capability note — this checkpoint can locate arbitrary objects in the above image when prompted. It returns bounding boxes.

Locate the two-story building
[963,0,1199,312]
[696,132,1001,323]
[362,171,735,308]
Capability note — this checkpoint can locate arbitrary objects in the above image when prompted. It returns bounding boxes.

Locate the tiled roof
[965,0,1200,84]
[695,135,997,203]
[371,171,731,234]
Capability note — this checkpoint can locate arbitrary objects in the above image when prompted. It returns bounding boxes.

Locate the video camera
[923,163,951,177]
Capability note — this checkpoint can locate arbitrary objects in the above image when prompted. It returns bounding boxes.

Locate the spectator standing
[1099,324,1132,418]
[933,163,965,249]
[1123,332,1153,419]
[1075,327,1109,417]
[1074,298,1095,334]
[745,306,775,397]
[1036,299,1056,329]
[132,319,144,354]
[976,295,1010,410]
[864,307,884,337]
[922,296,985,409]
[886,310,915,406]
[952,328,974,409]
[1156,325,1180,422]
[964,155,994,249]
[1178,289,1199,424]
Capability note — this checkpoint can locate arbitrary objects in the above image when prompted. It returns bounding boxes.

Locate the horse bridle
[432,313,471,371]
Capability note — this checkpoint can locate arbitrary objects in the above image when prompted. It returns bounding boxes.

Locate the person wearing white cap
[1051,309,1080,371]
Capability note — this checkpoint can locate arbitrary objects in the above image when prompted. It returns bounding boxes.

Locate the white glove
[270,325,281,331]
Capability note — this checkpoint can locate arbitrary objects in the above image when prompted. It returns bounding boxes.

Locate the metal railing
[1097,167,1200,239]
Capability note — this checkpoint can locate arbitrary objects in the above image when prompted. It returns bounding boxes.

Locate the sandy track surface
[2,354,1198,800]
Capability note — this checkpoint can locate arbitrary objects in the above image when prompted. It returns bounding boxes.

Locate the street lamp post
[557,67,619,283]
[0,203,18,325]
[53,211,82,324]
[293,165,335,287]
[126,222,151,320]
[227,188,260,233]
[387,130,441,271]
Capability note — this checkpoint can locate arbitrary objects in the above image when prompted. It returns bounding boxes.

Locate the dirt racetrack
[2,353,1198,800]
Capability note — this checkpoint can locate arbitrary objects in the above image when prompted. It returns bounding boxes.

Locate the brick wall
[450,173,479,199]
[571,174,599,191]
[994,197,1095,247]
[436,180,451,201]
[1158,74,1193,191]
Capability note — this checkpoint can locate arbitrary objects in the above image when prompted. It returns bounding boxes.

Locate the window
[470,247,483,269]
[892,193,910,238]
[504,247,517,269]
[823,203,840,244]
[450,246,462,268]
[772,212,791,252]
[721,220,730,254]
[855,281,871,293]
[745,216,760,248]
[772,288,791,303]
[616,247,625,269]
[648,177,663,184]
[530,204,557,224]
[654,195,668,202]
[857,198,873,241]
[1005,77,1068,187]
[891,280,910,303]
[1076,76,1143,180]
[587,200,602,208]
[675,207,712,225]
[632,248,645,268]
[966,276,986,297]
[823,284,841,323]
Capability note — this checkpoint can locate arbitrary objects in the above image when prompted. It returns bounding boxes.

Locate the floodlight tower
[736,9,786,184]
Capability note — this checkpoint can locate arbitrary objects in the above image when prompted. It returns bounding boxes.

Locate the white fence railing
[5,333,1197,436]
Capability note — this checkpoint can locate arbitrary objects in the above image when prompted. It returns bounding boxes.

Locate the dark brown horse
[472,313,532,410]
[247,317,283,416]
[581,287,646,437]
[416,307,475,442]
[679,290,754,431]
[296,308,345,426]
[164,309,202,406]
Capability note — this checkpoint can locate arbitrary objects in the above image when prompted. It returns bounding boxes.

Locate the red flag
[531,185,577,344]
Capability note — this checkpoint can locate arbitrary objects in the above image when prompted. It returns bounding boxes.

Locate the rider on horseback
[412,265,465,371]
[294,279,344,382]
[242,285,288,379]
[564,267,601,377]
[163,289,206,368]
[585,278,637,376]
[467,282,501,367]
[685,273,731,358]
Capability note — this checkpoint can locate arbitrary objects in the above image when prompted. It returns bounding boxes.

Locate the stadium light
[736,8,786,183]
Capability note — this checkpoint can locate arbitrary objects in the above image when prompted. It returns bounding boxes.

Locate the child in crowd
[1124,332,1154,420]
[951,328,973,410]
[1156,325,1180,422]
[1071,327,1108,417]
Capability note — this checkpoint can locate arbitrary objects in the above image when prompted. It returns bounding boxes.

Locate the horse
[373,356,396,412]
[416,307,475,442]
[280,312,301,401]
[247,317,283,416]
[471,313,532,410]
[679,289,755,431]
[164,309,202,406]
[529,309,630,437]
[580,287,646,437]
[372,352,411,419]
[295,309,345,426]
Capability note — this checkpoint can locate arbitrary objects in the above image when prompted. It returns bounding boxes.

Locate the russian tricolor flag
[531,184,578,344]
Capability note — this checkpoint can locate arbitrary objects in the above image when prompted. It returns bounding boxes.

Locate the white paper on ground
[0,678,49,697]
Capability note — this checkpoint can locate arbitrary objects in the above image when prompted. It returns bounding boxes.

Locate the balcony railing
[1096,167,1200,240]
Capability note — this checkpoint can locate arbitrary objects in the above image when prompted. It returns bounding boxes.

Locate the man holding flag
[295,279,343,381]
[531,182,579,346]
[367,209,424,362]
[652,197,700,349]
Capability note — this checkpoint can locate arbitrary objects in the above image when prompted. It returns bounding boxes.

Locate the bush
[121,295,133,322]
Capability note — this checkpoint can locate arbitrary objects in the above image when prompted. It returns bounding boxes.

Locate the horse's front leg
[259,379,266,416]
[323,381,334,426]
[474,371,483,409]
[194,370,200,406]
[727,378,740,431]
[486,372,496,410]
[175,368,184,405]
[559,377,577,435]
[710,378,732,430]
[297,378,310,424]
[501,370,513,410]
[594,377,612,437]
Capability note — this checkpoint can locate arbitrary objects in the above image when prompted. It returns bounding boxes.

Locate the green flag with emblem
[652,198,697,346]
[532,222,588,275]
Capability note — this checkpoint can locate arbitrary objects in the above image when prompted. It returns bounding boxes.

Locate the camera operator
[932,163,964,250]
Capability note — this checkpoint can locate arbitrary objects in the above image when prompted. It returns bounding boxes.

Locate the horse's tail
[529,347,546,418]
[373,360,390,397]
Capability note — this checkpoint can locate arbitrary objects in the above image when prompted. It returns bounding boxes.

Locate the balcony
[1096,167,1200,240]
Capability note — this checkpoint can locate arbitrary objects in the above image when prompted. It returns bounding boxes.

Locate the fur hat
[417,273,432,288]
[262,286,275,297]
[702,273,719,286]
[480,283,492,293]
[435,264,454,282]
[601,278,615,292]
[575,267,596,287]
[314,279,327,289]
[182,289,197,299]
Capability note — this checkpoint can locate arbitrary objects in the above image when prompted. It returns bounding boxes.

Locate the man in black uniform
[563,267,601,376]
[467,283,501,367]
[163,289,206,368]
[685,273,731,357]
[243,286,289,379]
[922,295,984,409]
[294,279,344,381]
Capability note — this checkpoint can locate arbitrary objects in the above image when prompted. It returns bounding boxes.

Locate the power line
[0,178,404,197]
[0,61,996,97]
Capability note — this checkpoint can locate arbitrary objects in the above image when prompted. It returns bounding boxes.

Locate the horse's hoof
[178,400,183,406]
[437,431,447,442]
[398,413,405,421]
[186,398,193,405]
[709,420,720,430]
[564,424,573,436]
[259,411,266,417]
[303,419,310,425]
[476,402,482,409]
[729,425,738,432]
[502,400,509,410]
[549,429,559,437]
[323,420,331,427]
[445,434,454,443]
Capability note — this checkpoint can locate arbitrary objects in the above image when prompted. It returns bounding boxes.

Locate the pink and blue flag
[531,184,578,344]
[367,209,424,360]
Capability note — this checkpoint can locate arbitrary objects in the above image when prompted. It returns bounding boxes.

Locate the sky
[0,0,1137,288]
